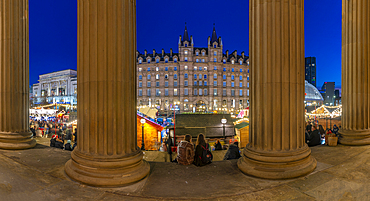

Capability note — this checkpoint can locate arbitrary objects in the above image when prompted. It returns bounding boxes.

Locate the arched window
[156,59,159,63]
[214,73,217,79]
[165,67,168,71]
[184,73,188,78]
[196,59,199,62]
[194,74,197,79]
[204,74,207,79]
[148,58,151,63]
[165,74,168,79]
[232,68,235,72]
[156,74,159,80]
[223,59,226,64]
[147,75,151,80]
[199,74,202,79]
[240,75,243,81]
[202,59,205,62]
[240,60,243,65]
[194,67,197,71]
[231,75,234,80]
[174,74,178,79]
[223,75,226,80]
[240,69,243,72]
[174,58,177,63]
[139,75,142,80]
[147,67,151,71]
[165,58,168,63]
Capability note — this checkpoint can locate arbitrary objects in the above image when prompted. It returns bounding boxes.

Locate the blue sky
[29,0,342,89]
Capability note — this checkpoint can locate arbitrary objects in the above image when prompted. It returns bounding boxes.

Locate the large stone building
[136,25,250,114]
[32,69,77,108]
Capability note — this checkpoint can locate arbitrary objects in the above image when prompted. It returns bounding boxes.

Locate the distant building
[305,57,317,87]
[321,82,335,106]
[305,81,323,106]
[136,25,250,114]
[334,89,341,106]
[32,69,77,108]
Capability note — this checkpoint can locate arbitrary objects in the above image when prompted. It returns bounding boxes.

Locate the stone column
[65,0,150,187]
[339,0,370,145]
[0,0,36,150]
[238,0,316,179]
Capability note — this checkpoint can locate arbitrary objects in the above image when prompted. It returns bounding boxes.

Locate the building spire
[211,23,218,45]
[182,22,190,42]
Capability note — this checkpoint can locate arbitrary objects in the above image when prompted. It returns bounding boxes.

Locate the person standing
[166,135,173,162]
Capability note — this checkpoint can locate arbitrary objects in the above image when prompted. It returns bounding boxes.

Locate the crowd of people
[30,119,77,151]
[163,134,241,167]
[305,121,340,146]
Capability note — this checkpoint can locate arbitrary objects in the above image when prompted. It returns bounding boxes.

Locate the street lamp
[140,118,146,150]
[221,116,227,139]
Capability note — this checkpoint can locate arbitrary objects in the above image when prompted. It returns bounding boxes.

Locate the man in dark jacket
[223,142,241,160]
[55,136,64,149]
[50,137,56,147]
[308,126,321,147]
[64,140,72,151]
[332,125,339,135]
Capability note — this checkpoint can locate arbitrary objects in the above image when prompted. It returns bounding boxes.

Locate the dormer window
[165,58,168,63]
[196,59,199,63]
[202,59,205,62]
[156,59,159,63]
[223,59,226,64]
[185,44,188,47]
[202,52,205,56]
[196,51,199,56]
[148,58,151,63]
[139,59,142,64]
[231,60,235,64]
[156,67,159,71]
[214,45,216,48]
[174,58,177,63]
[185,57,188,62]
[240,60,243,65]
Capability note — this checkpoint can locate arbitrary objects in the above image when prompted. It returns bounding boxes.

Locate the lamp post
[221,116,227,140]
[140,118,146,150]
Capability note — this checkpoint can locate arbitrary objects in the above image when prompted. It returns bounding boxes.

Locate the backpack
[200,143,213,164]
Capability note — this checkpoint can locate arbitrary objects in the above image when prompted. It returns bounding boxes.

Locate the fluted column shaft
[238,0,316,179]
[0,0,35,149]
[339,0,370,145]
[65,0,149,187]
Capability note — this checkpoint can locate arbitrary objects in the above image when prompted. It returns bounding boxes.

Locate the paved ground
[0,138,369,201]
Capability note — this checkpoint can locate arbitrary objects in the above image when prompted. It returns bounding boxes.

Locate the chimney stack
[242,51,245,58]
[234,50,237,57]
[162,49,165,57]
[170,48,173,57]
[226,50,229,57]
[153,49,156,57]
[144,50,147,57]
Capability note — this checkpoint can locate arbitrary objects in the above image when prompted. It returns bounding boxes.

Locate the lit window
[214,89,217,96]
[184,50,188,55]
[156,74,159,80]
[231,60,234,64]
[184,66,188,70]
[174,89,178,96]
[194,67,197,71]
[204,67,207,71]
[214,73,217,79]
[139,68,142,72]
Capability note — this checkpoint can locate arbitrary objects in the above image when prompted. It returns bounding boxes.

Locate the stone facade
[32,69,77,108]
[136,26,250,114]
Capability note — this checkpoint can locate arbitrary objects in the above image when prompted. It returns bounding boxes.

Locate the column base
[338,129,370,145]
[238,144,317,180]
[65,148,150,187]
[0,131,36,150]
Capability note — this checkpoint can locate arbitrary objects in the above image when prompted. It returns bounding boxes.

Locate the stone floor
[0,138,369,201]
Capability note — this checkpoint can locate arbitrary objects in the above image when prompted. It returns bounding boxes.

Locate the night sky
[29,0,342,89]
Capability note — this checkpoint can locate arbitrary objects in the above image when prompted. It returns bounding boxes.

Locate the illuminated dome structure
[305,81,323,106]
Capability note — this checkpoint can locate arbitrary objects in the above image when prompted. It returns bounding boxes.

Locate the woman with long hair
[194,133,212,166]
